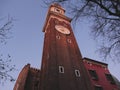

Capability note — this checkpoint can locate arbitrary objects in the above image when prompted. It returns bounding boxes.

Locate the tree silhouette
[0,54,15,83]
[0,17,15,83]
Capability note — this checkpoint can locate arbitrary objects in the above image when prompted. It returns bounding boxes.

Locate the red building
[14,3,120,90]
[83,57,120,90]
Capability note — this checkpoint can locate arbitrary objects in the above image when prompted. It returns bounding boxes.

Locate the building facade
[83,57,120,90]
[14,3,120,90]
[14,64,40,90]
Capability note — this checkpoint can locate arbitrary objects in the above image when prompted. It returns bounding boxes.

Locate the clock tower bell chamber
[40,3,92,90]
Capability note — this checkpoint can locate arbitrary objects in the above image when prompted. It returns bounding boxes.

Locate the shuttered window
[88,70,98,80]
[105,74,116,84]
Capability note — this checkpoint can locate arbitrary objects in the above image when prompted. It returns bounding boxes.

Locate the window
[75,70,80,77]
[105,74,115,84]
[55,8,62,14]
[56,9,60,12]
[88,70,98,80]
[56,35,60,39]
[59,66,64,73]
[94,85,103,90]
[67,39,72,43]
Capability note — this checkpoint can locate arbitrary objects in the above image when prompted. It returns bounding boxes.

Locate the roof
[83,57,108,66]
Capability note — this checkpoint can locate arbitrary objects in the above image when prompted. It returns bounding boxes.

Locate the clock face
[55,25,70,35]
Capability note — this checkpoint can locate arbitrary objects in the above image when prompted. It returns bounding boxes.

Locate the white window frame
[56,35,60,39]
[67,39,72,43]
[59,66,64,73]
[75,70,80,77]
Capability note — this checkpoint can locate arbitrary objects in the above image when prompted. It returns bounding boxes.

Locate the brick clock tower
[14,3,94,90]
[14,3,120,90]
[40,3,92,90]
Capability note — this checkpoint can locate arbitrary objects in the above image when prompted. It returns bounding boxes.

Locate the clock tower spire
[40,3,92,90]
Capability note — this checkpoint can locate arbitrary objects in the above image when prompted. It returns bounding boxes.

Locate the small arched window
[75,70,80,77]
[56,35,60,39]
[59,66,64,73]
[67,39,71,43]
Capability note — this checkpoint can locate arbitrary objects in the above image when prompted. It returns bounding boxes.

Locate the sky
[0,0,120,90]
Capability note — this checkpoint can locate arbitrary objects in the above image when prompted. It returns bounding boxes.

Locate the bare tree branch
[0,16,16,83]
[0,54,16,84]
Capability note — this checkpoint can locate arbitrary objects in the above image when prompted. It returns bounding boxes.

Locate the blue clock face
[55,25,70,35]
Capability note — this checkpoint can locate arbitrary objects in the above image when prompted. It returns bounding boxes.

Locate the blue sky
[0,0,120,90]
